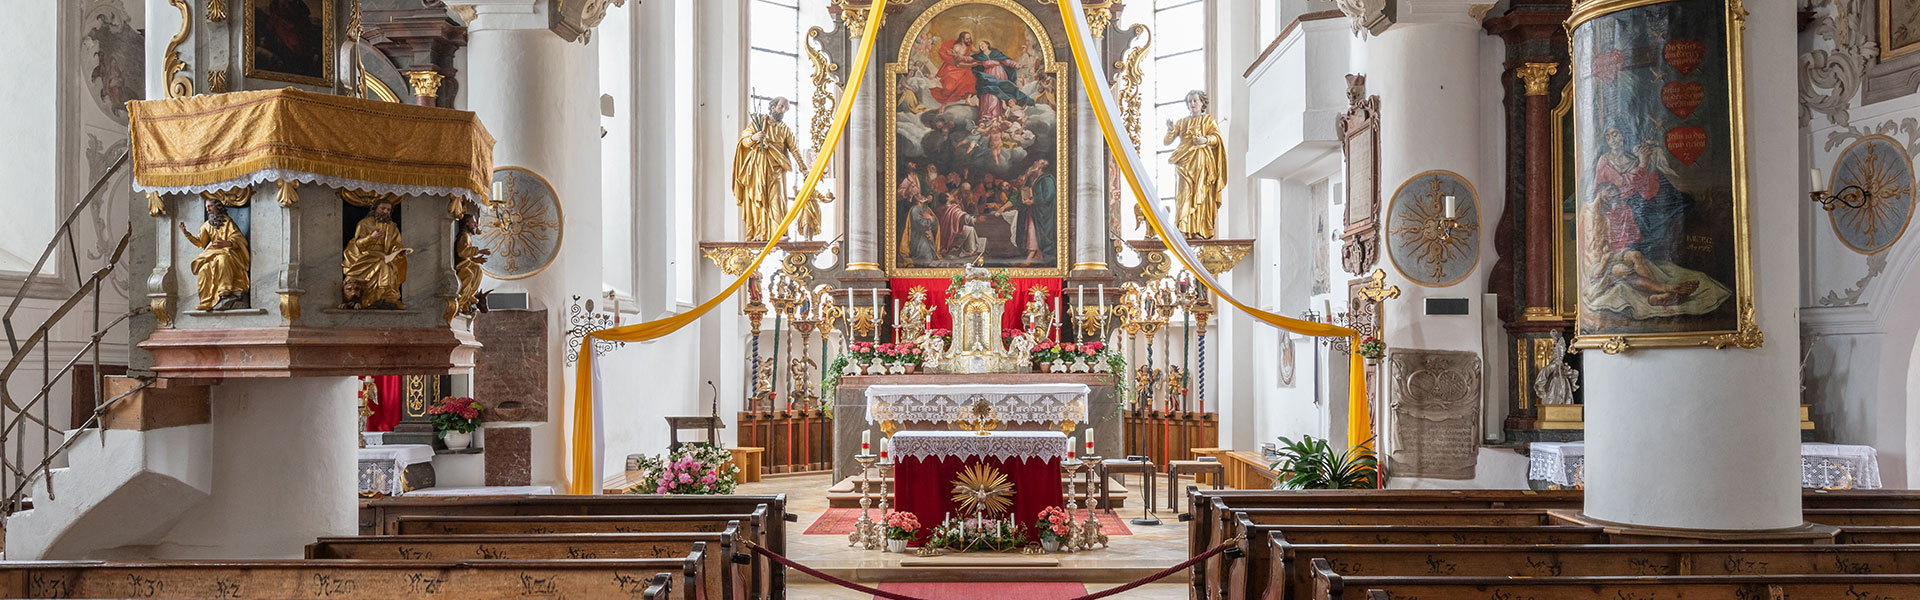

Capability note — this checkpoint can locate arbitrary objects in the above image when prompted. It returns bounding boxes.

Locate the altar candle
[893,299,901,326]
[862,429,871,452]
[1097,284,1106,312]
[880,437,889,458]
[1443,195,1458,219]
[1077,285,1085,312]
[1053,295,1061,324]
[1067,436,1077,458]
[1811,168,1826,192]
[1085,429,1095,453]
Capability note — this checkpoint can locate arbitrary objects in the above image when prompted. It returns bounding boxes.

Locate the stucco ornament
[1336,0,1393,36]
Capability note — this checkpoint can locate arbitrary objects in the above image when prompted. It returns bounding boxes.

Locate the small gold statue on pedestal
[733,97,806,242]
[342,196,413,309]
[1165,90,1226,239]
[179,195,252,311]
[449,211,491,319]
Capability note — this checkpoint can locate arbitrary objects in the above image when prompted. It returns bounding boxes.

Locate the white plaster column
[451,0,606,488]
[1071,84,1107,271]
[1580,1,1802,530]
[844,24,881,272]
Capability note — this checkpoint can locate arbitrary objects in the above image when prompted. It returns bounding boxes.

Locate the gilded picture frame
[1882,0,1920,60]
[1547,84,1576,320]
[883,0,1071,278]
[1568,0,1758,353]
[244,0,336,87]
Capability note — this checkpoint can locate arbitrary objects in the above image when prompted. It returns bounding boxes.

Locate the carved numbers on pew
[1844,584,1901,600]
[1422,555,1457,575]
[477,545,507,559]
[403,572,448,595]
[1723,555,1770,574]
[1627,557,1673,576]
[213,579,243,599]
[1522,555,1561,576]
[125,574,166,597]
[311,573,357,596]
[517,572,559,595]
[31,573,73,598]
[613,572,653,595]
[396,546,433,559]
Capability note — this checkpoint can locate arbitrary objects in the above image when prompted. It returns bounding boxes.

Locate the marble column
[844,25,881,273]
[447,0,609,488]
[1577,0,1802,531]
[1515,62,1557,317]
[1072,88,1108,271]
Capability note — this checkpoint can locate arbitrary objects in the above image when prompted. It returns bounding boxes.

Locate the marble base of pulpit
[831,373,1121,481]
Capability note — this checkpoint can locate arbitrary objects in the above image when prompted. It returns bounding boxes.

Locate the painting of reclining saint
[886,0,1069,276]
[1569,0,1757,351]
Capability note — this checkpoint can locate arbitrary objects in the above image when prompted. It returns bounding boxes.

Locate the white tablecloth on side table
[407,485,556,496]
[1527,442,1882,489]
[890,430,1070,462]
[865,383,1089,425]
[357,444,435,496]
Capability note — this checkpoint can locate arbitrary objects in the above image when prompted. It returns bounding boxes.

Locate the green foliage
[946,268,1016,301]
[820,352,851,414]
[1267,435,1377,490]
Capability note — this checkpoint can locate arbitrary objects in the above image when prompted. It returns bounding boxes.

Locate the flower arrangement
[923,515,1027,553]
[849,341,877,362]
[1031,340,1059,363]
[1035,506,1072,545]
[877,341,925,366]
[1356,336,1385,360]
[626,443,740,495]
[947,269,1016,301]
[929,328,952,346]
[883,510,922,541]
[426,396,484,434]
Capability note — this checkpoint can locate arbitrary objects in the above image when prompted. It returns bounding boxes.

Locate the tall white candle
[862,430,871,447]
[1811,168,1826,192]
[893,299,901,326]
[881,437,890,456]
[1443,195,1458,219]
[1077,285,1085,311]
[1067,436,1077,457]
[1085,428,1095,451]
[1097,284,1106,312]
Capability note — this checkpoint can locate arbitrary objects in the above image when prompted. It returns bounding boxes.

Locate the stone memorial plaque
[1387,349,1482,480]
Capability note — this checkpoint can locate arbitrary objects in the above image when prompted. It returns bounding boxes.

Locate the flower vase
[1041,538,1061,552]
[1070,356,1090,373]
[442,430,473,451]
[1049,359,1068,373]
[887,538,908,553]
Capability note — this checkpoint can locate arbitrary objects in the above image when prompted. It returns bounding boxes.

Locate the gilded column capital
[406,70,446,99]
[1515,62,1558,96]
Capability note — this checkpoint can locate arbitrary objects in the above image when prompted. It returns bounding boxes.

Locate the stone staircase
[6,424,212,559]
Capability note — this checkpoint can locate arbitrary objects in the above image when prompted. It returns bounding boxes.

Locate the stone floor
[740,472,1203,599]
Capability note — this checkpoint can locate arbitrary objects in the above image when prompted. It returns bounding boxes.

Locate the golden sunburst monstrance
[950,463,1015,517]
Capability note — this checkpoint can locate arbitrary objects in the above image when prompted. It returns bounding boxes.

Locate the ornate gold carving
[1138,248,1171,281]
[1195,243,1253,275]
[1704,305,1765,350]
[276,181,299,207]
[208,70,229,94]
[1515,62,1557,96]
[164,0,194,99]
[1355,268,1401,306]
[951,462,1014,516]
[1522,306,1559,321]
[849,306,877,338]
[1111,25,1151,149]
[151,297,174,328]
[406,71,445,99]
[147,192,166,217]
[1600,336,1630,355]
[279,291,301,321]
[1073,261,1108,271]
[805,26,840,155]
[207,0,228,22]
[782,250,818,283]
[701,246,755,275]
[200,188,250,207]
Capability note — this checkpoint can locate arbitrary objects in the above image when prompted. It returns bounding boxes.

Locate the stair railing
[0,150,150,515]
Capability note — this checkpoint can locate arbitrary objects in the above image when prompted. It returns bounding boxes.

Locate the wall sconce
[1808,167,1872,211]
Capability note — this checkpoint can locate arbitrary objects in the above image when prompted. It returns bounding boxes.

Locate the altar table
[865,383,1090,426]
[357,444,435,496]
[1528,442,1883,489]
[891,431,1068,545]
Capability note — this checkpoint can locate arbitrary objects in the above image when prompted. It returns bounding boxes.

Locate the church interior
[4,0,1920,597]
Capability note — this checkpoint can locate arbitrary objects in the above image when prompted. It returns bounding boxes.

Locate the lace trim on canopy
[134,168,482,201]
[891,432,1070,462]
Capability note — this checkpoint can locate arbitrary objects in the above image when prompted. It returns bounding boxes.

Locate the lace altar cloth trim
[134,169,483,202]
[890,431,1070,462]
[864,384,1090,425]
[1527,442,1882,489]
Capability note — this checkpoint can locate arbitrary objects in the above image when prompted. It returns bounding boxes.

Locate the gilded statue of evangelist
[1165,90,1226,239]
[733,97,807,242]
[179,195,251,311]
[342,198,413,309]
[450,211,491,317]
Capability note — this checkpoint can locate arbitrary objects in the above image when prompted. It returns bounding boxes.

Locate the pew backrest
[1310,558,1920,600]
[311,527,749,600]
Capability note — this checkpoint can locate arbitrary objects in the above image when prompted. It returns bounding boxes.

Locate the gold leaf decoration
[950,463,1014,517]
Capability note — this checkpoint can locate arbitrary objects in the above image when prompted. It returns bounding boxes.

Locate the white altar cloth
[1528,442,1882,489]
[357,444,435,496]
[864,383,1089,424]
[891,430,1070,462]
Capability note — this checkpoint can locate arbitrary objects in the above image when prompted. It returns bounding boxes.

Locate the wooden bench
[1806,509,1920,526]
[0,554,703,600]
[1265,537,1920,600]
[1312,561,1920,600]
[310,531,750,600]
[1219,516,1612,600]
[394,512,766,536]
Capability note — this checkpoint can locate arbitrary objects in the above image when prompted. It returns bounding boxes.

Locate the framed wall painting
[1882,0,1920,60]
[245,0,336,87]
[1825,135,1915,254]
[884,0,1070,277]
[1549,85,1577,319]
[1568,0,1758,353]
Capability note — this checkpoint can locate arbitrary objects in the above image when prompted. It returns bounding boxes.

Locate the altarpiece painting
[1570,0,1756,351]
[885,0,1069,276]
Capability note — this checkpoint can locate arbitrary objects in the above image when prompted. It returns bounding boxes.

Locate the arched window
[1120,0,1213,236]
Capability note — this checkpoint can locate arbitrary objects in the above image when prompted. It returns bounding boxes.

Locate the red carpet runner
[805,508,1133,536]
[874,582,1088,600]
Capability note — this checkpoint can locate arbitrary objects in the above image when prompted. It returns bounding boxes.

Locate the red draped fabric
[366,375,404,432]
[892,455,1064,546]
[888,277,1062,341]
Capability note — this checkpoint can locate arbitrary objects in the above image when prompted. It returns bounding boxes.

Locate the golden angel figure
[451,212,490,317]
[1165,90,1226,239]
[178,195,251,311]
[342,198,413,309]
[794,189,835,241]
[732,97,807,242]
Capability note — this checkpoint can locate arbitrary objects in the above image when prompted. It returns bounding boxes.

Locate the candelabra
[1077,452,1108,550]
[877,454,895,519]
[851,454,883,549]
[1062,456,1085,553]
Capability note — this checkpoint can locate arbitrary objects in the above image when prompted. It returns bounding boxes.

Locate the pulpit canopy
[128,88,495,202]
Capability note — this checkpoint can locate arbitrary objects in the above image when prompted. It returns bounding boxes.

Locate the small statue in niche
[1533,330,1580,405]
[179,194,252,311]
[899,286,933,341]
[450,210,491,317]
[1165,90,1226,239]
[1008,334,1033,365]
[342,196,413,309]
[1020,286,1053,344]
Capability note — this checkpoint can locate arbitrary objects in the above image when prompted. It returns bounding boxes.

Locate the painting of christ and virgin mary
[1570,0,1755,349]
[886,0,1069,276]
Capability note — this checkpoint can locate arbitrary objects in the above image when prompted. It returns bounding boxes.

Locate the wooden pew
[309,530,749,600]
[392,512,765,537]
[1311,560,1920,600]
[1806,509,1920,526]
[0,553,705,600]
[1265,536,1920,600]
[362,494,790,598]
[1224,515,1609,600]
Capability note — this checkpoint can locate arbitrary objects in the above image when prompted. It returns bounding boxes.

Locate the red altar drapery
[893,455,1064,546]
[366,375,403,432]
[887,277,1063,340]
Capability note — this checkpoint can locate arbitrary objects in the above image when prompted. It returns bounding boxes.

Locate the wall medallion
[479,167,564,280]
[1826,134,1915,254]
[1385,170,1480,287]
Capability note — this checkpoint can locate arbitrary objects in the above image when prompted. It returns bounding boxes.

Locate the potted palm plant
[1267,435,1377,489]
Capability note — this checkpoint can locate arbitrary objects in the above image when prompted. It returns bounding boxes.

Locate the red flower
[1061,343,1077,352]
[1086,342,1104,352]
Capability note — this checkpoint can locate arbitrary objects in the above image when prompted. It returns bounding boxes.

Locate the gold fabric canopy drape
[128,87,495,200]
